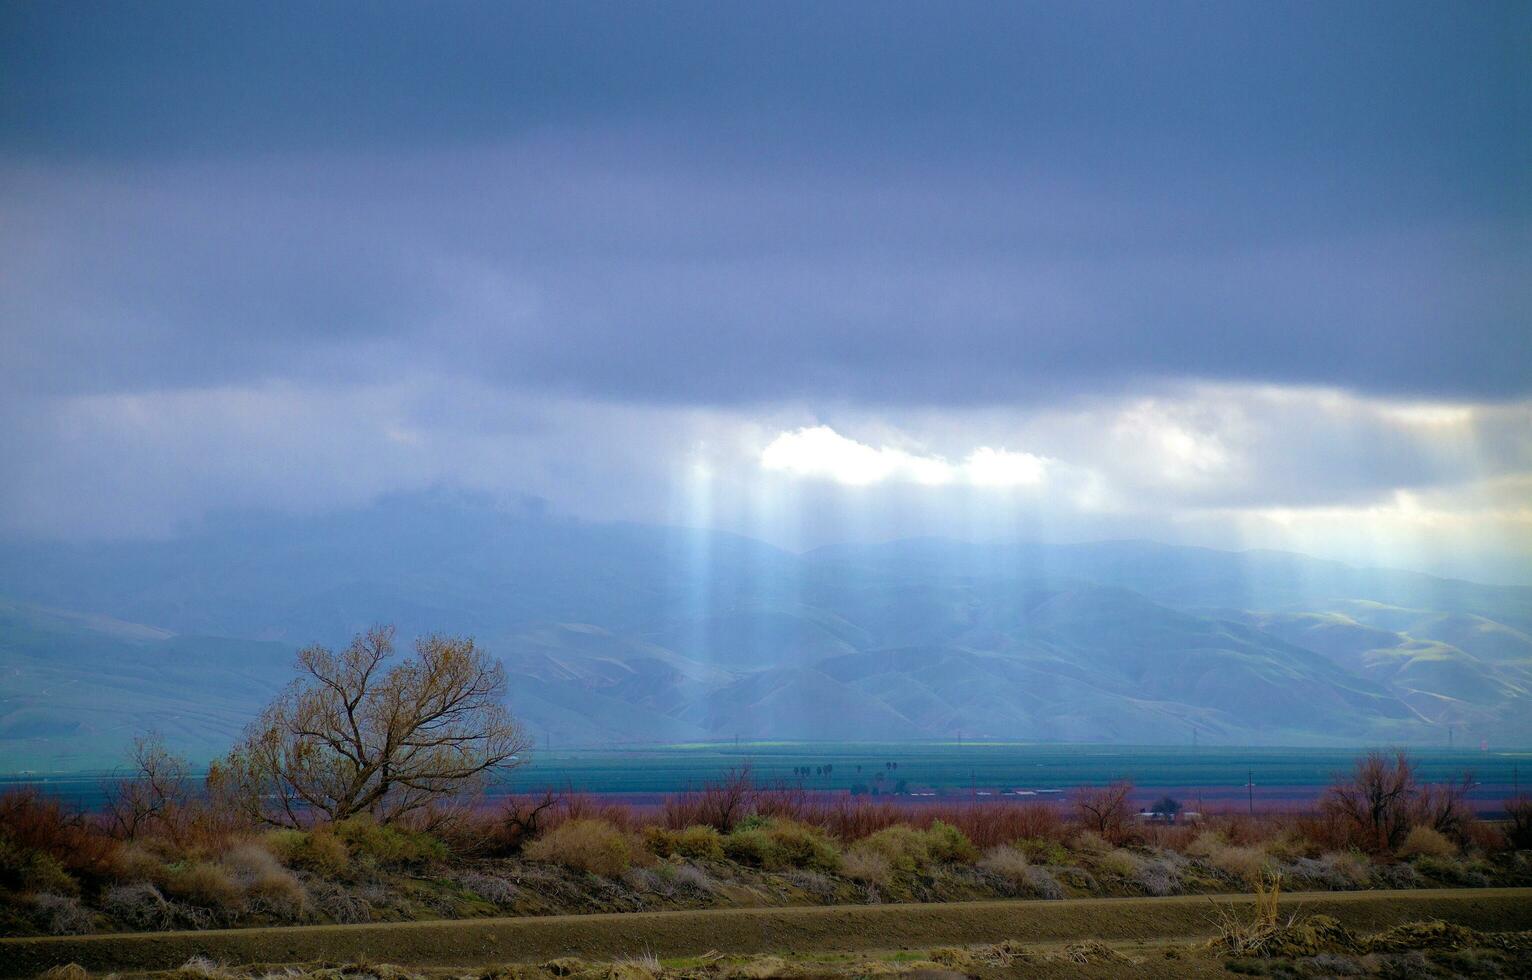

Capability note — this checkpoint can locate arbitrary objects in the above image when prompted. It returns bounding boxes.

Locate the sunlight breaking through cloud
[759,426,1048,488]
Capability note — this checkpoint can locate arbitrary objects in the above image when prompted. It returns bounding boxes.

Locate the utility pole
[1246,769,1254,816]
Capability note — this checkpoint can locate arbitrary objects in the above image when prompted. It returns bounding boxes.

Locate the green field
[499,741,1528,805]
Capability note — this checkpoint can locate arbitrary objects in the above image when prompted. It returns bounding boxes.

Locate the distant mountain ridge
[1,493,1528,769]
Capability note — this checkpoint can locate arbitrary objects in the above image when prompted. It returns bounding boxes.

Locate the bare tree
[1415,770,1476,842]
[1320,748,1417,853]
[495,789,564,854]
[661,764,756,831]
[104,733,192,840]
[1073,780,1135,842]
[210,625,530,826]
[1505,795,1532,850]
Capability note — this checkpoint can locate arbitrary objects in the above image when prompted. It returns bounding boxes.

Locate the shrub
[0,840,78,895]
[1070,830,1111,855]
[263,829,350,876]
[643,825,724,861]
[720,827,774,867]
[331,816,447,866]
[923,821,978,864]
[722,820,840,871]
[852,825,930,872]
[165,862,242,910]
[766,821,841,872]
[0,790,117,880]
[1397,825,1456,860]
[524,819,634,876]
[1013,837,1069,865]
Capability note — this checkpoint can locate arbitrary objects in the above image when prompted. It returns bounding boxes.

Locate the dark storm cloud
[1,0,1527,406]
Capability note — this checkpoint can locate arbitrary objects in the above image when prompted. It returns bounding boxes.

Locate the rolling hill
[1,492,1529,769]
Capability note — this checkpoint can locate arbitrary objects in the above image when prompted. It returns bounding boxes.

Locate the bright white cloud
[962,447,1049,487]
[760,426,953,485]
[759,425,1048,488]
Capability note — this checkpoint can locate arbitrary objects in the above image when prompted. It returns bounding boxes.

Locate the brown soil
[5,887,1531,978]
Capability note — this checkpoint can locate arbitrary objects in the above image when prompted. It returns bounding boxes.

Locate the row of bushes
[505,807,1508,895]
[4,751,1529,916]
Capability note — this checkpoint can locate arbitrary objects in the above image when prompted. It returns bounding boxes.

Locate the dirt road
[5,887,1531,977]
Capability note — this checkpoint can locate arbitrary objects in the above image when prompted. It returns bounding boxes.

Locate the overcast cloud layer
[1,1,1528,583]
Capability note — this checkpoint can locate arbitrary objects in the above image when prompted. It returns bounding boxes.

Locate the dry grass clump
[841,845,892,886]
[38,965,90,980]
[1069,830,1111,854]
[222,843,307,918]
[1397,825,1456,860]
[165,861,242,909]
[168,955,243,980]
[978,844,1031,882]
[108,841,171,885]
[1134,857,1181,896]
[459,870,519,906]
[1319,850,1370,887]
[1210,844,1268,883]
[1207,869,1292,956]
[1187,830,1268,883]
[32,892,96,935]
[102,881,183,930]
[524,818,637,876]
[977,845,1067,898]
[1096,848,1144,878]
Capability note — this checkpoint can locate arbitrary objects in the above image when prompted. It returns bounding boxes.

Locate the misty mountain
[2,493,1529,769]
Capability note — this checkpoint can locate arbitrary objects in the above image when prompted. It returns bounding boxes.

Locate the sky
[1,1,1529,583]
